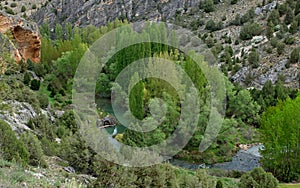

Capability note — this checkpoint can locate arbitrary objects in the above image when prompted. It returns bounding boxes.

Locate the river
[96,97,262,172]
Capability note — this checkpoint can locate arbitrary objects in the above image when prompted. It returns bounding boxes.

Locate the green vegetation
[239,167,278,188]
[240,22,262,40]
[0,120,29,166]
[0,0,300,185]
[260,95,300,182]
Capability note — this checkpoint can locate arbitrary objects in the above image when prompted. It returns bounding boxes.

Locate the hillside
[29,0,299,89]
[0,0,299,187]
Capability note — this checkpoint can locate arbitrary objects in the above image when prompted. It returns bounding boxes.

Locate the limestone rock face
[0,11,41,63]
[32,0,201,28]
[0,100,37,133]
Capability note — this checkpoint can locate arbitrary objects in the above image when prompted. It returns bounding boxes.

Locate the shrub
[231,0,238,4]
[10,3,17,8]
[37,93,49,109]
[240,22,262,40]
[239,168,278,188]
[0,120,29,165]
[31,4,37,9]
[20,132,48,167]
[30,79,40,90]
[290,48,300,64]
[21,5,26,12]
[276,42,285,55]
[248,49,260,68]
[203,0,214,13]
[5,7,14,15]
[23,72,31,86]
[216,180,223,188]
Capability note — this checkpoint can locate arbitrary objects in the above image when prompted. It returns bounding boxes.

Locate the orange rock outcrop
[0,11,40,63]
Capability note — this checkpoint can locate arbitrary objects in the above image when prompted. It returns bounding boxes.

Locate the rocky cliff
[32,0,200,27]
[0,11,41,63]
[30,0,299,89]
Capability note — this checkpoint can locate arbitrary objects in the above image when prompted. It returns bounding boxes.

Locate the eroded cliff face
[32,0,200,27]
[0,11,41,63]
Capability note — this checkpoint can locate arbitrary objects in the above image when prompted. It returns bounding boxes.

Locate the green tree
[259,95,300,182]
[227,87,260,125]
[129,73,145,120]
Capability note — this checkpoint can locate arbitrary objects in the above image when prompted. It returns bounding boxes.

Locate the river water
[96,97,262,172]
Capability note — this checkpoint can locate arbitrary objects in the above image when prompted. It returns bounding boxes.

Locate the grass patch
[279,184,300,188]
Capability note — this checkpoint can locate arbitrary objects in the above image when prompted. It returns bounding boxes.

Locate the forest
[0,0,300,187]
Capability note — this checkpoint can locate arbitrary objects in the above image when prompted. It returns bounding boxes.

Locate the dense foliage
[260,95,300,182]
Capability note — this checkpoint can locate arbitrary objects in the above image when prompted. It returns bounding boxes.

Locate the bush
[231,0,238,4]
[205,20,222,32]
[239,168,278,188]
[37,93,49,109]
[240,22,262,40]
[290,48,300,64]
[10,3,17,8]
[216,180,223,188]
[0,120,29,165]
[21,5,26,12]
[30,79,40,90]
[5,7,15,15]
[20,132,48,168]
[31,4,37,9]
[248,49,260,68]
[276,42,285,55]
[203,0,214,13]
[23,72,31,86]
